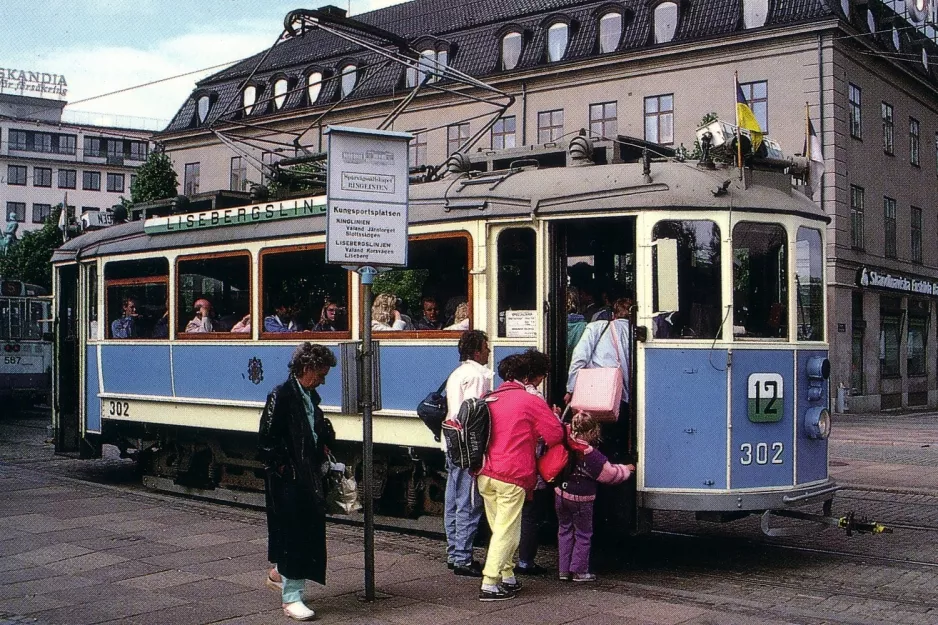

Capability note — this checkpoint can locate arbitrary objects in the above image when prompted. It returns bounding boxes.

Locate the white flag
[804,119,825,196]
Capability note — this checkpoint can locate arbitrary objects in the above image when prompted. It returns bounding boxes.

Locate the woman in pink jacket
[476,349,564,602]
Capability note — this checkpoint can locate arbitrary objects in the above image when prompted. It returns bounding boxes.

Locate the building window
[881,303,901,377]
[912,205,923,264]
[9,129,27,151]
[7,165,26,186]
[882,102,894,155]
[106,140,123,159]
[184,163,200,195]
[6,202,25,222]
[884,196,897,258]
[409,131,428,168]
[599,12,623,53]
[739,80,768,131]
[129,141,147,161]
[83,171,101,191]
[340,64,357,98]
[58,135,76,155]
[908,304,928,376]
[84,136,102,158]
[32,204,51,224]
[197,95,211,123]
[644,94,674,144]
[130,174,137,190]
[243,85,257,115]
[408,48,447,87]
[547,22,569,62]
[850,184,865,250]
[33,167,52,188]
[106,173,125,193]
[230,157,247,191]
[910,117,920,166]
[273,78,289,110]
[501,31,523,70]
[849,83,862,139]
[537,109,564,143]
[307,71,323,104]
[34,133,52,153]
[589,101,617,140]
[447,123,470,156]
[742,0,769,28]
[58,169,76,189]
[654,2,679,44]
[491,117,516,149]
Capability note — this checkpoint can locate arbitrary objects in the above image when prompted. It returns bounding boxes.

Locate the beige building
[155,0,938,413]
[1,93,151,235]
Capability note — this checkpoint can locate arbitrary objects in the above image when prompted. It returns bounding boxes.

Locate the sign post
[326,126,410,602]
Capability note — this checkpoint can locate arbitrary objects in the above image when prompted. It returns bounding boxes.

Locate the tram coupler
[761,509,891,537]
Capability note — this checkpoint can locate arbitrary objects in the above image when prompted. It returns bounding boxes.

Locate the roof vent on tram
[568,132,594,166]
[445,152,472,176]
[171,195,190,215]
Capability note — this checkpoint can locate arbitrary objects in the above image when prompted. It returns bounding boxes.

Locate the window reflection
[733,222,788,339]
[243,85,256,115]
[654,2,678,43]
[307,72,323,104]
[547,23,569,62]
[599,12,622,53]
[502,32,522,70]
[796,227,823,341]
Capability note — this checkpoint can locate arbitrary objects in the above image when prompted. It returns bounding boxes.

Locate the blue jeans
[443,457,483,566]
[281,575,305,604]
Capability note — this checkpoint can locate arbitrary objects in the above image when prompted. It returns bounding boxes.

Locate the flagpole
[735,72,743,180]
[804,102,811,188]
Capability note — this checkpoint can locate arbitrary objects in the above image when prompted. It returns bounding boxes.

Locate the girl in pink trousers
[555,412,635,582]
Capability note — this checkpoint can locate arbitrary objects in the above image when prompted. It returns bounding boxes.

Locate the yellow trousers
[477,474,526,586]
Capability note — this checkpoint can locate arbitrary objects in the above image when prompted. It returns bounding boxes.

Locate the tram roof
[51,161,826,263]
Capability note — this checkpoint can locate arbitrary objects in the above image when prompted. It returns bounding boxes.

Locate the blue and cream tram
[51,136,834,526]
[0,278,52,409]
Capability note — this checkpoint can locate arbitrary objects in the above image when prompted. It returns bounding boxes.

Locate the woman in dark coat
[258,342,337,621]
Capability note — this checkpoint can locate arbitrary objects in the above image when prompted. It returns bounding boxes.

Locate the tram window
[796,227,823,341]
[2,299,23,339]
[733,222,788,339]
[651,220,722,339]
[177,254,250,336]
[87,264,98,340]
[260,246,350,336]
[497,228,536,338]
[371,233,471,334]
[104,258,169,340]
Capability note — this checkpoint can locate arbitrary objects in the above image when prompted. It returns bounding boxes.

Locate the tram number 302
[739,442,784,465]
[105,401,130,417]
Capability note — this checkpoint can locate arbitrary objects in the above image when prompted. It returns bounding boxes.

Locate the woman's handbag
[570,320,624,422]
[537,441,571,484]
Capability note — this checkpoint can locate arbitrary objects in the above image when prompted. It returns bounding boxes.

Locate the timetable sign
[326,126,411,266]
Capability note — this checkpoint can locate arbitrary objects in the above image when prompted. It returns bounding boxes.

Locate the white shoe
[282,601,316,621]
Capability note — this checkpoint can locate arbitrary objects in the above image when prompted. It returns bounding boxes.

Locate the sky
[0,0,410,129]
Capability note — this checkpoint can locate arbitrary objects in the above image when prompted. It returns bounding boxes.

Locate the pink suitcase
[570,367,623,422]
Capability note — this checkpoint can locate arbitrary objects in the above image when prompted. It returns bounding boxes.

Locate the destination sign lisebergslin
[144,196,326,234]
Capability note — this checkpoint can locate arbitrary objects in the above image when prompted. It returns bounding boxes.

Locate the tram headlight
[806,357,830,380]
[804,407,831,439]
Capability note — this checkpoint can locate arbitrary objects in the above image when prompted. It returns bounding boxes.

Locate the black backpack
[442,387,511,472]
[416,379,448,442]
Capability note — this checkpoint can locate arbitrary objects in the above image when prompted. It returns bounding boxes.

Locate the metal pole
[358,265,376,601]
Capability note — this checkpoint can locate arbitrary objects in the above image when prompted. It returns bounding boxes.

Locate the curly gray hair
[288,342,337,375]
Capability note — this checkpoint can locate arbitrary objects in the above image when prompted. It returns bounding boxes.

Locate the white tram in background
[0,278,52,409]
[51,135,835,529]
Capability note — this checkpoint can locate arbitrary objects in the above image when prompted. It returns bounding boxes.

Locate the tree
[130,149,179,204]
[0,206,64,290]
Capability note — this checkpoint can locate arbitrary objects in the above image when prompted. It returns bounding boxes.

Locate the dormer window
[340,64,357,98]
[599,12,623,53]
[547,22,569,62]
[307,71,323,105]
[910,0,929,23]
[742,0,768,29]
[654,2,679,44]
[196,96,211,123]
[273,78,289,110]
[243,85,257,115]
[501,31,523,70]
[407,48,449,87]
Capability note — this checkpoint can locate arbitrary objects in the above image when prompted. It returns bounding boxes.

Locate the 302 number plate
[739,442,784,465]
[102,400,130,418]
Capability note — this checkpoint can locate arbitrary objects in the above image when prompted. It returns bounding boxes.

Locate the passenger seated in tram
[413,296,443,330]
[231,314,252,333]
[264,300,300,333]
[152,301,169,339]
[443,302,470,331]
[185,298,215,333]
[111,297,140,339]
[371,293,410,331]
[312,301,341,332]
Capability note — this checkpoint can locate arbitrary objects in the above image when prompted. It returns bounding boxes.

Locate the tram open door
[53,264,81,454]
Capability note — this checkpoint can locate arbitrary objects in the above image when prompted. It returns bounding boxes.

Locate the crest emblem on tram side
[247,357,264,385]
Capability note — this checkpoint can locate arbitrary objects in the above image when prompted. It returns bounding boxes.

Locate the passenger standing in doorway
[564,296,633,567]
[258,342,337,621]
[443,330,493,577]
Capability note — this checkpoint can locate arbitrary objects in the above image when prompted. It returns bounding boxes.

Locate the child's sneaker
[479,585,516,602]
[501,579,522,593]
[572,573,597,582]
[558,572,572,582]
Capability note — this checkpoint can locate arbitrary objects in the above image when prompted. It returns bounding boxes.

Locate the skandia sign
[0,69,68,97]
[856,267,938,297]
[144,196,326,235]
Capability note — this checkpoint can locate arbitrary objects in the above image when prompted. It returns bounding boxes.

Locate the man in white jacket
[444,329,492,577]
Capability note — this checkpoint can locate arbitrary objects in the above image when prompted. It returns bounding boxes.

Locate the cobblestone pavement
[1,408,938,624]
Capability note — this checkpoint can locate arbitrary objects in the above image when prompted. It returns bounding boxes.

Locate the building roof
[159,0,936,135]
